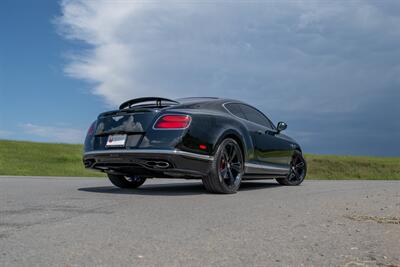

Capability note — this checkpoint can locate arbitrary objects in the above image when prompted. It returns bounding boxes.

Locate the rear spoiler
[119,97,179,110]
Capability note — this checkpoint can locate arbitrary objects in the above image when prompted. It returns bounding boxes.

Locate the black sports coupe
[83,97,306,193]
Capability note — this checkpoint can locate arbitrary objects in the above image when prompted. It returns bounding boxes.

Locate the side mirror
[277,122,287,133]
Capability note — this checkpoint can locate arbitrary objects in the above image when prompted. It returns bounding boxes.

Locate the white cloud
[57,1,400,113]
[56,0,400,155]
[21,123,85,144]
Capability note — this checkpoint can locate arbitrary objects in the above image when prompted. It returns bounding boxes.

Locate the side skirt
[242,174,286,180]
[243,162,289,179]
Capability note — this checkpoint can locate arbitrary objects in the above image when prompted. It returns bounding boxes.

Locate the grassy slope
[0,140,104,177]
[0,140,399,179]
[305,154,400,180]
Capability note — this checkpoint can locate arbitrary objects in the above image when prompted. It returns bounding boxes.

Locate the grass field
[0,139,399,179]
[0,140,102,177]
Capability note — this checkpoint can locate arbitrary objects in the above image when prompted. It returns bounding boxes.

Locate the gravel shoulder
[0,177,399,267]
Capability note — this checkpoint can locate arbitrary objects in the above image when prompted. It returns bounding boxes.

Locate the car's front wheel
[107,174,147,188]
[276,151,306,186]
[202,138,244,194]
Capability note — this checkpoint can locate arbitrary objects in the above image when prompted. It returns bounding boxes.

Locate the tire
[276,150,306,186]
[202,138,244,194]
[107,174,146,188]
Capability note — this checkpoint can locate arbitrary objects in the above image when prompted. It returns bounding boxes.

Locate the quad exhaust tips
[145,161,170,169]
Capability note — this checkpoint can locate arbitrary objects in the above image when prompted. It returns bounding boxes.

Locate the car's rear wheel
[276,151,306,186]
[202,138,244,194]
[107,174,147,188]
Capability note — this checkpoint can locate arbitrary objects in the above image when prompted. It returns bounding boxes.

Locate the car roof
[175,97,220,103]
[176,97,243,104]
[172,97,245,110]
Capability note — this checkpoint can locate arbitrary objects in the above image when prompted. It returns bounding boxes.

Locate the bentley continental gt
[83,97,306,193]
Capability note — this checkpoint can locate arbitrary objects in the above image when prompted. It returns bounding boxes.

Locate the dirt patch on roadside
[343,259,400,267]
[344,214,400,225]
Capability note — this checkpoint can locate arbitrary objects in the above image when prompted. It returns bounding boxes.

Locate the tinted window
[225,103,246,119]
[239,104,274,128]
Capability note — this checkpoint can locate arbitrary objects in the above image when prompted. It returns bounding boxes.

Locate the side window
[225,103,246,119]
[239,104,274,129]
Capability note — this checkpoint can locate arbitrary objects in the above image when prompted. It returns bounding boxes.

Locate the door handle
[265,130,276,135]
[257,130,276,135]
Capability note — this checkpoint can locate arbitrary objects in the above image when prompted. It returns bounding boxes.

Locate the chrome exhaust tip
[145,161,170,169]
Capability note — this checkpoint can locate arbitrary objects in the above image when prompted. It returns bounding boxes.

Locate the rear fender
[213,129,253,162]
[177,112,254,161]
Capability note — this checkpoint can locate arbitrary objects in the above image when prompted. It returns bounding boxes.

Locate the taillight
[153,115,191,129]
[87,121,96,136]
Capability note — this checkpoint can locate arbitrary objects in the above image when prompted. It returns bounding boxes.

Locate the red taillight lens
[87,121,96,136]
[154,115,191,129]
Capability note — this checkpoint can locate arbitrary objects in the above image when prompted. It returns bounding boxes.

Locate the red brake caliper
[220,158,225,171]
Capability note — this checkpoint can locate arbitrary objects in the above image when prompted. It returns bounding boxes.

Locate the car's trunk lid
[95,109,157,136]
[92,108,159,150]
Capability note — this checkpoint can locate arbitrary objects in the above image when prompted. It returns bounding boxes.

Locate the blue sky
[0,0,104,143]
[1,0,400,156]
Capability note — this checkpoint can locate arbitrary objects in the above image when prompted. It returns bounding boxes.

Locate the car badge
[112,116,124,122]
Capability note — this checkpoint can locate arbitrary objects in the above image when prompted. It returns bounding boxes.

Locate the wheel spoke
[295,162,305,169]
[292,168,300,180]
[231,162,241,172]
[288,170,296,181]
[228,168,235,184]
[127,176,138,182]
[229,147,237,163]
[223,150,229,162]
[220,167,228,179]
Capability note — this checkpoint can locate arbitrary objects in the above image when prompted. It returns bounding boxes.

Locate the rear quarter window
[225,103,246,119]
[238,104,275,129]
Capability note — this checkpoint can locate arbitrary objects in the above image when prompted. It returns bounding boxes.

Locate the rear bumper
[83,149,214,178]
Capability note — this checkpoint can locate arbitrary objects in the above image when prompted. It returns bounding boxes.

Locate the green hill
[0,140,102,177]
[0,140,399,179]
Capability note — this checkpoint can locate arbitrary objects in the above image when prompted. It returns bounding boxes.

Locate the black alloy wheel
[107,174,147,188]
[202,138,244,194]
[276,151,306,186]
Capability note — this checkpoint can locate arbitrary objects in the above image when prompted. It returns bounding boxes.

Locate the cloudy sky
[1,0,399,156]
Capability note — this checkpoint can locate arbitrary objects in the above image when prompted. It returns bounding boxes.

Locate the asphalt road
[0,176,399,267]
